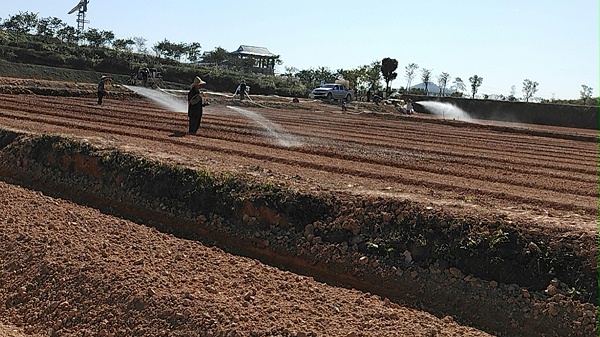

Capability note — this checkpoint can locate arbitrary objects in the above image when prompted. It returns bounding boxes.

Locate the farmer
[187,76,210,135]
[97,75,111,105]
[341,97,348,111]
[238,81,247,100]
[406,99,415,114]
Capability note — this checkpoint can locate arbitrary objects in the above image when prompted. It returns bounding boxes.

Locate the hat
[193,76,206,86]
[100,75,110,81]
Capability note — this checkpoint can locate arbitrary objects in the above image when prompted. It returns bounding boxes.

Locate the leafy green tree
[1,11,39,35]
[381,57,398,94]
[56,24,78,44]
[337,68,362,90]
[112,38,135,54]
[36,17,64,39]
[202,46,229,66]
[170,42,187,61]
[83,28,102,47]
[421,68,432,95]
[437,72,450,96]
[154,39,186,59]
[522,79,539,102]
[295,67,332,91]
[468,75,483,99]
[363,61,382,99]
[315,66,336,84]
[83,28,114,48]
[580,84,593,105]
[185,42,202,62]
[405,63,419,93]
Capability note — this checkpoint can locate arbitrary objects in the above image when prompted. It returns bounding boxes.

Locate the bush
[0,31,308,98]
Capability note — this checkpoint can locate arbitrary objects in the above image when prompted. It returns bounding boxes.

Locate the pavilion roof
[230,45,278,58]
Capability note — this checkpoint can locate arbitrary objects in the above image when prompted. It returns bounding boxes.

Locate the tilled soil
[0,77,597,336]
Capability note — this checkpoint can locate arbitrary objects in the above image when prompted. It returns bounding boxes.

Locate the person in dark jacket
[97,75,110,105]
[238,81,247,100]
[187,76,209,135]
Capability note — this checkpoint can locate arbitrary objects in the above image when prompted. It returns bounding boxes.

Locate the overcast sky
[1,0,598,99]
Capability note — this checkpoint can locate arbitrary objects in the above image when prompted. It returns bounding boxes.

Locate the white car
[309,83,353,101]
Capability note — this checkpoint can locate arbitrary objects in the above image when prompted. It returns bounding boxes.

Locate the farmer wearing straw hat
[187,76,210,135]
[97,75,111,105]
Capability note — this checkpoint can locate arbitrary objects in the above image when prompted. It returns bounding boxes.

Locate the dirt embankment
[0,77,597,336]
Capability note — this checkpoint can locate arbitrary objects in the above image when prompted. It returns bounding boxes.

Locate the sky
[1,0,598,100]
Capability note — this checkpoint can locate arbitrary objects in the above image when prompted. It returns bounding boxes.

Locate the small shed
[230,45,279,75]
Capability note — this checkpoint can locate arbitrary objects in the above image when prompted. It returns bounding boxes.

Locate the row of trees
[380,57,545,102]
[0,11,277,69]
[0,11,596,104]
[380,57,486,99]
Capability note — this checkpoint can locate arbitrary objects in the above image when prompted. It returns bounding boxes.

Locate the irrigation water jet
[124,85,188,112]
[123,86,302,147]
[226,106,302,147]
[417,101,473,122]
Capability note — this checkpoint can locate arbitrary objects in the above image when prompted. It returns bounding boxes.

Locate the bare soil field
[0,77,597,337]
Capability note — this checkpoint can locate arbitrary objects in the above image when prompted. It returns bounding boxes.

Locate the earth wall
[406,95,598,130]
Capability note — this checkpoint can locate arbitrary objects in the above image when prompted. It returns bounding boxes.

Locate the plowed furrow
[1,108,596,198]
[1,94,597,218]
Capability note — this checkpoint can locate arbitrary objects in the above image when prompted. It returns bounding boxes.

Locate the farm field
[0,77,597,336]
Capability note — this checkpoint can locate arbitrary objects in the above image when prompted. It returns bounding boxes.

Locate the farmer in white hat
[187,76,209,135]
[97,75,111,105]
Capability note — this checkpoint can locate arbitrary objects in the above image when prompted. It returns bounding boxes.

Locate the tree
[507,85,517,101]
[112,38,135,54]
[468,75,483,99]
[101,30,115,48]
[580,84,593,105]
[405,63,419,93]
[36,17,64,40]
[522,79,539,102]
[169,42,188,61]
[284,66,298,77]
[185,42,202,62]
[421,68,432,95]
[436,72,450,96]
[1,11,39,35]
[83,28,114,48]
[381,57,398,94]
[452,77,466,96]
[337,68,362,92]
[154,39,188,60]
[56,24,78,44]
[364,61,382,100]
[132,36,148,54]
[83,28,102,47]
[202,46,230,66]
[294,67,336,92]
[315,66,337,84]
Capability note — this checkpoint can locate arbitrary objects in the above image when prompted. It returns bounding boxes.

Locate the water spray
[124,85,302,147]
[124,85,188,113]
[416,101,473,122]
[226,106,302,147]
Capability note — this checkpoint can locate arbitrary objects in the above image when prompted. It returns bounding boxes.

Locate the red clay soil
[0,77,598,336]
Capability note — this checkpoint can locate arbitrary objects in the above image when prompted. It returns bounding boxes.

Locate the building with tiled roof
[230,45,279,75]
